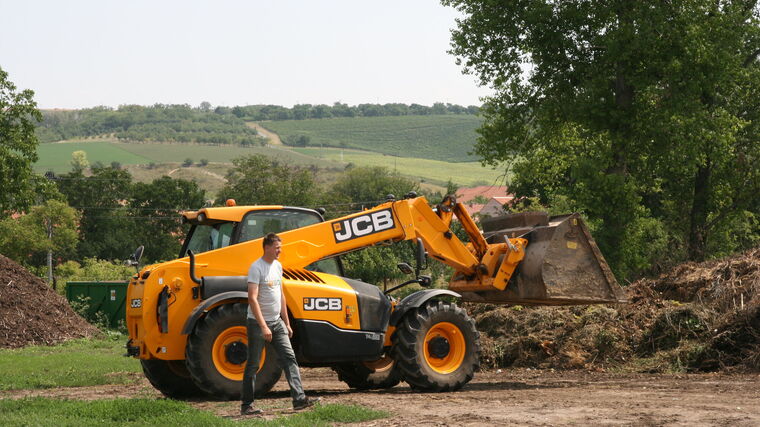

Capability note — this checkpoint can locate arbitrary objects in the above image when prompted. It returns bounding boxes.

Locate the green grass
[0,398,222,426]
[0,334,140,390]
[263,115,483,162]
[34,141,343,174]
[113,142,331,167]
[35,141,151,173]
[292,147,506,186]
[0,399,388,427]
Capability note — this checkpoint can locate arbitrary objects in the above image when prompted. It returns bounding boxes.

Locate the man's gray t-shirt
[246,258,283,322]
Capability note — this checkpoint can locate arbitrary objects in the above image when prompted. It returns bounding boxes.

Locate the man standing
[241,232,319,416]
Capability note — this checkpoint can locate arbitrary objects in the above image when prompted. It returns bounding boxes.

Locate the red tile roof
[455,185,510,204]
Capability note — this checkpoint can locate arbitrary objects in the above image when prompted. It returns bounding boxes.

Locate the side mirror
[397,262,414,275]
[126,245,144,268]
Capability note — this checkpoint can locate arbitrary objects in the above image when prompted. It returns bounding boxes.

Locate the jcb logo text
[303,297,342,311]
[332,208,394,243]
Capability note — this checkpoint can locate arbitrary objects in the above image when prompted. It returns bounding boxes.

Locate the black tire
[391,300,480,392]
[185,302,282,400]
[333,355,402,390]
[141,359,208,399]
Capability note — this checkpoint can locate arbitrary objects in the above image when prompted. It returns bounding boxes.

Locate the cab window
[238,209,322,243]
[183,222,234,255]
[239,209,342,275]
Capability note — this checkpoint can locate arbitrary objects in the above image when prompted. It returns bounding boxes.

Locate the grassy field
[35,140,505,189]
[292,147,505,186]
[262,115,483,162]
[0,334,139,390]
[34,141,151,173]
[35,140,337,174]
[0,398,387,426]
[0,335,389,426]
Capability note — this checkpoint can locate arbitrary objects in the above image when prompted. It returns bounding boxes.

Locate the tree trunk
[688,159,712,261]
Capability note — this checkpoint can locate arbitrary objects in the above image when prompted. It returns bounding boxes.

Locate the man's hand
[262,325,272,342]
[285,323,293,338]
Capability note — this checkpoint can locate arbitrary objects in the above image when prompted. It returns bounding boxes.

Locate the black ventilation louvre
[283,268,325,284]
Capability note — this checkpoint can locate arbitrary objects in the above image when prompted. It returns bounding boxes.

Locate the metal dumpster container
[66,281,128,328]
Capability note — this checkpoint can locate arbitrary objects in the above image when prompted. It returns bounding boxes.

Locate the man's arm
[280,285,293,338]
[248,282,272,342]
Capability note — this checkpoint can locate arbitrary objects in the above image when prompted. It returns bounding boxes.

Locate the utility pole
[46,216,54,289]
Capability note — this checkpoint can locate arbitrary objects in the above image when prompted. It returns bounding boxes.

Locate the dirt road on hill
[246,122,283,145]
[4,368,758,426]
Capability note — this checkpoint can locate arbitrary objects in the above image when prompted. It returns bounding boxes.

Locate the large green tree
[215,155,323,207]
[131,176,206,262]
[444,0,760,277]
[56,166,136,261]
[0,200,79,275]
[0,66,44,213]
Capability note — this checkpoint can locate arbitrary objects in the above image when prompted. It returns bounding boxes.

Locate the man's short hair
[262,232,281,249]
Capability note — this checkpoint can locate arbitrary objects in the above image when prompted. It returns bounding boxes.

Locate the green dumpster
[66,281,128,328]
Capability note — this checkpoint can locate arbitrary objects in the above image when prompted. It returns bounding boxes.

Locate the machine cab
[180,204,342,275]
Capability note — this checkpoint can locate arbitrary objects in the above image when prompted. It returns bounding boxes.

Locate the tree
[215,155,323,207]
[131,176,206,262]
[444,0,760,277]
[56,167,137,261]
[71,150,89,171]
[0,200,79,282]
[330,166,420,212]
[0,66,43,213]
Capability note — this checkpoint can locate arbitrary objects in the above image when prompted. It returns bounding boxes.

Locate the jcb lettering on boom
[332,208,394,243]
[303,297,342,311]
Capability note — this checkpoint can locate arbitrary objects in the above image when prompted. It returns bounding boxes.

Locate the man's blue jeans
[241,318,305,408]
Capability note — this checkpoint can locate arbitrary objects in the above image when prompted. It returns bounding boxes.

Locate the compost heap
[470,246,760,373]
[0,254,100,348]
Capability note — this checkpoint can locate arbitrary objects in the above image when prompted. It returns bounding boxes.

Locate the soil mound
[0,254,100,348]
[470,246,760,373]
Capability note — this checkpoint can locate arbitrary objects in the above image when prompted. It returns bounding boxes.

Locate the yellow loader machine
[125,194,624,398]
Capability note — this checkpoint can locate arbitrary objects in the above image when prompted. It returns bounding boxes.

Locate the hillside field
[262,115,483,162]
[34,140,337,174]
[35,140,505,188]
[292,147,505,186]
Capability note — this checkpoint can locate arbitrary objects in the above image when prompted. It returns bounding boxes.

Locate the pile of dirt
[470,246,760,373]
[0,254,100,348]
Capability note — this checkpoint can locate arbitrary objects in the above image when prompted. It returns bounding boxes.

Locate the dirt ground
[4,368,759,426]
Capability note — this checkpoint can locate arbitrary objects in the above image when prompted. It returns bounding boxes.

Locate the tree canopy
[444,0,760,278]
[0,66,45,213]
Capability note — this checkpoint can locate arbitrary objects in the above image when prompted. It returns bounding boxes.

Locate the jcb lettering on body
[303,297,342,311]
[332,208,394,243]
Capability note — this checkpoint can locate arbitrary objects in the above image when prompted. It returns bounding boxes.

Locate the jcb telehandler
[125,194,624,398]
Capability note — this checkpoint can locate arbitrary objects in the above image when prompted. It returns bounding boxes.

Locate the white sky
[0,0,490,109]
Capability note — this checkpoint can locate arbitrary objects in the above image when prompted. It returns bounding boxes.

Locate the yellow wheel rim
[212,326,266,380]
[363,354,394,373]
[423,322,466,374]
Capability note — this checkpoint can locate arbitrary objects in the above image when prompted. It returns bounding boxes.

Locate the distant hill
[263,115,483,162]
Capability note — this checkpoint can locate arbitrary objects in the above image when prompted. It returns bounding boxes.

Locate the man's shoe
[240,406,263,416]
[293,397,321,411]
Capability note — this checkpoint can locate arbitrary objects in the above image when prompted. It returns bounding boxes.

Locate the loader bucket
[462,212,627,306]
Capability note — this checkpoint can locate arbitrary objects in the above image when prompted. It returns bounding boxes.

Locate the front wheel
[391,300,480,392]
[185,302,282,400]
[141,359,207,399]
[333,354,402,390]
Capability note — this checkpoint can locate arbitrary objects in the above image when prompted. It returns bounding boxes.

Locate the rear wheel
[391,300,479,392]
[333,354,402,390]
[141,359,207,399]
[186,302,282,400]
